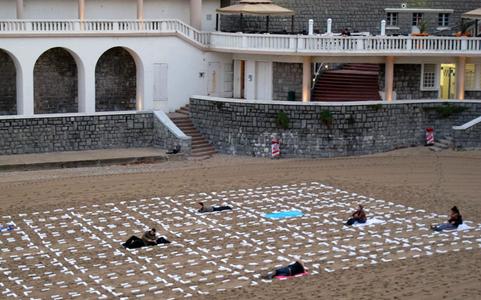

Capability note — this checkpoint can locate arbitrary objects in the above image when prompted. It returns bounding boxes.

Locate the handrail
[453,116,481,130]
[1,19,481,55]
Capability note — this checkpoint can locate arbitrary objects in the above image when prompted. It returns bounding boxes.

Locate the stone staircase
[168,105,217,159]
[429,136,454,152]
[312,63,382,101]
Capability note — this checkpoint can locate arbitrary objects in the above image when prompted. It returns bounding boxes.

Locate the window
[387,12,398,27]
[465,64,476,90]
[422,64,436,90]
[438,13,449,27]
[412,13,424,26]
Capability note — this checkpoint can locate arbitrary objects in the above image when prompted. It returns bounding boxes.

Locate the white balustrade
[0,19,480,55]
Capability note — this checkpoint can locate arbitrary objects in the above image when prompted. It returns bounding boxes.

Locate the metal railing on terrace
[1,19,480,56]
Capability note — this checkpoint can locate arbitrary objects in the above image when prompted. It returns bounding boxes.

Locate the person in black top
[122,228,171,249]
[197,202,232,213]
[345,204,367,226]
[431,206,463,232]
[262,260,306,279]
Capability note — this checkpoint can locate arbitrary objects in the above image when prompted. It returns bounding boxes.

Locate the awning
[217,0,294,17]
[463,8,481,20]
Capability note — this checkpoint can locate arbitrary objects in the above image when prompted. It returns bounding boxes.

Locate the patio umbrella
[217,0,295,33]
[462,8,481,36]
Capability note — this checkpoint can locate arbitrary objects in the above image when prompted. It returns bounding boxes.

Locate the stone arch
[0,49,17,115]
[34,47,78,114]
[95,47,140,112]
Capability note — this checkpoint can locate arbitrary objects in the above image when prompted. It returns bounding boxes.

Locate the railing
[1,19,481,55]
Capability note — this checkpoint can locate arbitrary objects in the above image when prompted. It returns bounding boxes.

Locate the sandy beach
[0,147,480,299]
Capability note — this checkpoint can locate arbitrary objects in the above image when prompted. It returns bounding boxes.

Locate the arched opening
[34,48,78,114]
[0,49,17,115]
[95,47,137,111]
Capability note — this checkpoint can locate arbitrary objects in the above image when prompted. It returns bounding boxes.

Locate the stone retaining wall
[190,97,481,158]
[454,120,481,149]
[0,112,190,155]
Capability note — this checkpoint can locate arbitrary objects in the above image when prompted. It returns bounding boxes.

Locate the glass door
[440,64,456,99]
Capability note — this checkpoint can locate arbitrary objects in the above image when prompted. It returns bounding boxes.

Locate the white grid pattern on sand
[1,182,480,299]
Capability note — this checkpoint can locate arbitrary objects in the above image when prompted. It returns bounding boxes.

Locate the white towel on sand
[456,224,471,231]
[352,218,386,227]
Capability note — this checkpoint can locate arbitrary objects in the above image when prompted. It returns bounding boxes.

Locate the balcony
[1,19,480,56]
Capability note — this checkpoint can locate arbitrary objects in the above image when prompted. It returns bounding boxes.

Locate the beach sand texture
[0,147,480,299]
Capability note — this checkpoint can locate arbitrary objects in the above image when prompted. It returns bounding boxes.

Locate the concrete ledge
[191,95,481,107]
[0,148,184,172]
[0,110,151,121]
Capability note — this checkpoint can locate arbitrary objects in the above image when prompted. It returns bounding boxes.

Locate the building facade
[0,0,480,119]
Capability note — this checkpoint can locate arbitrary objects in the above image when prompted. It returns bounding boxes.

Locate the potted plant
[455,21,472,37]
[412,20,429,36]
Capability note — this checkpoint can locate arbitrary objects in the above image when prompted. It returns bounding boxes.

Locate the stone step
[433,142,449,149]
[438,138,454,145]
[170,103,217,159]
[191,149,217,157]
[429,145,444,152]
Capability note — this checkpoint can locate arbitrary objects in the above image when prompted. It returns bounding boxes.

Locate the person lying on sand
[262,260,307,279]
[197,202,232,213]
[431,206,463,232]
[122,228,171,249]
[345,204,367,226]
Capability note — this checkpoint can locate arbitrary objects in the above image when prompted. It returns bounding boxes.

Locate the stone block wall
[221,0,480,35]
[95,47,137,112]
[0,112,192,155]
[272,63,303,101]
[0,50,16,116]
[153,116,192,155]
[466,91,481,100]
[190,97,481,158]
[34,48,78,114]
[379,64,438,100]
[454,121,481,149]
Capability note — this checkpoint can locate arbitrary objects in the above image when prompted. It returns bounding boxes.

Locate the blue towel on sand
[264,211,304,219]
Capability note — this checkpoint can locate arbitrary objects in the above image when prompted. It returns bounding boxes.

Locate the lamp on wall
[199,72,205,78]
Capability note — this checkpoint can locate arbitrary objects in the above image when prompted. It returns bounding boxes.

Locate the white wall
[0,0,16,19]
[201,0,219,31]
[144,0,190,23]
[0,34,234,113]
[23,0,77,19]
[85,0,136,19]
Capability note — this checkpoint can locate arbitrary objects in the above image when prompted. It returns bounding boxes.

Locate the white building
[0,0,480,117]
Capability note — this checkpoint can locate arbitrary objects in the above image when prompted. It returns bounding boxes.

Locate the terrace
[1,19,481,56]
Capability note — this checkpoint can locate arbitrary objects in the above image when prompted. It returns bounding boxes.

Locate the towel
[264,211,304,220]
[352,218,386,227]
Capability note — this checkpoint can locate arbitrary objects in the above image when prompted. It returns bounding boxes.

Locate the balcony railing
[1,19,480,55]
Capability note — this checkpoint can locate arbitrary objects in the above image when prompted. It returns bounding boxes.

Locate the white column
[302,56,312,102]
[78,62,95,113]
[327,18,332,34]
[308,19,314,35]
[16,0,24,19]
[17,62,34,116]
[381,20,386,36]
[78,0,85,20]
[456,56,466,100]
[190,0,202,30]
[385,56,395,102]
[137,0,144,20]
